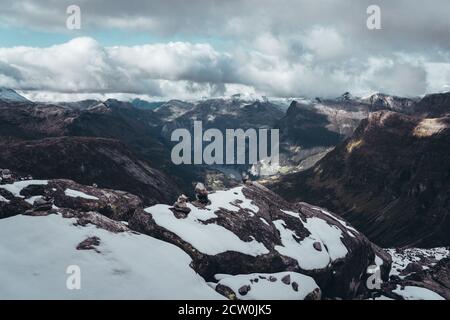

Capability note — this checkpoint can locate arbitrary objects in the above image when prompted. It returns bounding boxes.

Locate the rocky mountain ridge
[266,110,450,247]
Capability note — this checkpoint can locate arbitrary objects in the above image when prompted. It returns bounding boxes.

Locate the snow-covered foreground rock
[131,182,392,299]
[375,247,450,300]
[214,272,320,300]
[0,214,223,299]
[1,172,449,300]
[392,286,444,300]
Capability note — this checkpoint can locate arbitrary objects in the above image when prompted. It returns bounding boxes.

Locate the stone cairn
[33,195,54,212]
[24,194,55,216]
[194,182,210,205]
[171,194,191,217]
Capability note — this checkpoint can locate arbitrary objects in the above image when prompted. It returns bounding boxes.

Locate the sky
[0,0,449,101]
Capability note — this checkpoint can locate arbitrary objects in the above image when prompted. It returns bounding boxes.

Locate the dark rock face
[414,92,450,117]
[0,102,75,141]
[361,93,417,114]
[160,99,284,140]
[0,137,178,206]
[0,100,182,203]
[129,182,391,299]
[267,111,450,247]
[0,197,32,219]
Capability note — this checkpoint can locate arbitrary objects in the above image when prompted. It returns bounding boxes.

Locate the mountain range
[1,88,449,300]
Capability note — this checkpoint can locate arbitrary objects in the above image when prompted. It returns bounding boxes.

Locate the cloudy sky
[0,0,449,101]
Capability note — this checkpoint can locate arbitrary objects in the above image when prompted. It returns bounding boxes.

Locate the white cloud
[0,36,449,101]
[303,27,347,61]
[425,62,450,93]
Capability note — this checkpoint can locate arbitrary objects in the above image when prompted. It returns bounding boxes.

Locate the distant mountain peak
[0,87,30,103]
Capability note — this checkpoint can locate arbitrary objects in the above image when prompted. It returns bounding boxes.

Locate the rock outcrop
[129,181,391,299]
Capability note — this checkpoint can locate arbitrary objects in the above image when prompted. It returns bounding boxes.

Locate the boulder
[238,285,251,296]
[281,274,291,285]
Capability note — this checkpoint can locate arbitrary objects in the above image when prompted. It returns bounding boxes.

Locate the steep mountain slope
[278,101,345,148]
[0,99,193,202]
[160,98,284,139]
[62,99,208,193]
[413,92,450,117]
[157,97,285,179]
[0,137,178,205]
[58,99,100,110]
[0,87,29,103]
[154,99,194,121]
[130,98,165,110]
[360,93,417,114]
[0,101,75,141]
[267,111,450,247]
[66,99,169,168]
[270,93,419,176]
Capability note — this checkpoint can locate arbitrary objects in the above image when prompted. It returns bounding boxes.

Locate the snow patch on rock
[207,186,259,214]
[64,188,99,200]
[145,202,269,256]
[274,212,348,270]
[0,180,48,198]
